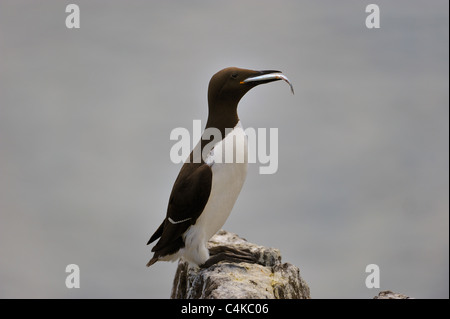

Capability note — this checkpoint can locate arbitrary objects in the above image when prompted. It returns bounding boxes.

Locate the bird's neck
[193,100,240,164]
[205,100,239,138]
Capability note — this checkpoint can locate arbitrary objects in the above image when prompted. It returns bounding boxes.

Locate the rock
[171,230,310,299]
[374,290,412,299]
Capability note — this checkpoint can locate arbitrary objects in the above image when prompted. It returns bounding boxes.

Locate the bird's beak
[241,70,294,94]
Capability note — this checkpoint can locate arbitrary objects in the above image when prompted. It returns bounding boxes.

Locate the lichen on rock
[171,230,310,299]
[373,290,411,299]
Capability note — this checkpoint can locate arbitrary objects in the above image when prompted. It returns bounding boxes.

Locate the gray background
[0,1,448,298]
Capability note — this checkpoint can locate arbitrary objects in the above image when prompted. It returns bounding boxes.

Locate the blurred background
[0,1,448,298]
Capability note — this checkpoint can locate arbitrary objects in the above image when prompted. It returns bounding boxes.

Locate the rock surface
[171,230,310,299]
[373,290,411,299]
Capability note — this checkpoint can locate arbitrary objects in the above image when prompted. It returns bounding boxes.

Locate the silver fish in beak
[241,71,294,94]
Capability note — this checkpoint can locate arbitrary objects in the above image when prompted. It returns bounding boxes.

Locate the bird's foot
[200,246,258,269]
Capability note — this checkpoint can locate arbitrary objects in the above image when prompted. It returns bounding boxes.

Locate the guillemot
[147,67,293,267]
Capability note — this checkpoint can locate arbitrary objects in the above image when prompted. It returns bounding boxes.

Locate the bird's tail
[146,256,158,267]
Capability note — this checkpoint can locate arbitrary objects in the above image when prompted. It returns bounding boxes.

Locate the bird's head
[207,67,294,107]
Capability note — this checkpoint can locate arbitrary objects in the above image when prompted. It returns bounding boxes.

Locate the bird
[146,67,294,268]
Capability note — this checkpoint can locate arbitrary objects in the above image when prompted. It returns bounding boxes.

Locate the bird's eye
[231,73,238,79]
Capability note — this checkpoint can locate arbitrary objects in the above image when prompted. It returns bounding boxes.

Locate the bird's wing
[147,162,212,257]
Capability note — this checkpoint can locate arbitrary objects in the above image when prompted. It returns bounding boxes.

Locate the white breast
[183,121,248,265]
